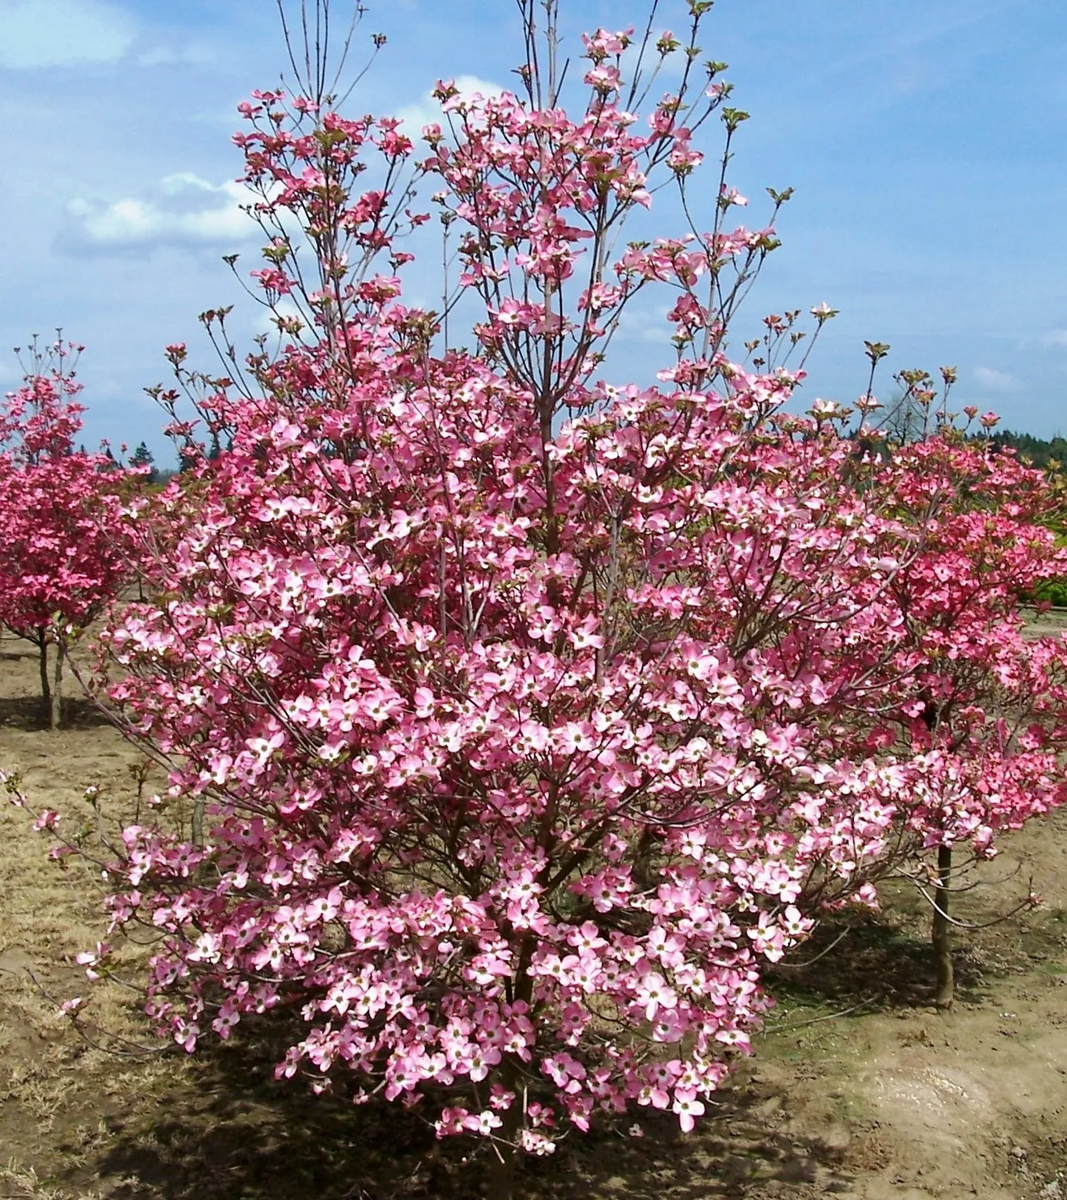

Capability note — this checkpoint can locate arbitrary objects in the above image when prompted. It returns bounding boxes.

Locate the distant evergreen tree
[129,441,158,484]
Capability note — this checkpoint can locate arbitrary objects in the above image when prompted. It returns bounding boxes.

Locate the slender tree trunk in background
[932,842,954,1010]
[191,798,205,847]
[36,632,52,726]
[49,639,65,730]
[632,826,655,893]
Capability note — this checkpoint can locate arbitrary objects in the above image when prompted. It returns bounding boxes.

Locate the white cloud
[617,304,672,345]
[64,173,260,253]
[1038,329,1067,350]
[620,36,688,86]
[396,74,507,137]
[255,297,306,337]
[136,43,214,68]
[973,365,1021,393]
[0,0,135,69]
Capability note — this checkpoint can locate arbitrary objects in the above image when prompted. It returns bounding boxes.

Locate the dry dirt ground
[0,630,1066,1200]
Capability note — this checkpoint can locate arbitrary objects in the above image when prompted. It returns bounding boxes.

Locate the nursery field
[1,630,1067,1200]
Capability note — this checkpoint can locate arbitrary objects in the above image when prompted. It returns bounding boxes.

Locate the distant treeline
[989,430,1067,471]
[134,428,1067,482]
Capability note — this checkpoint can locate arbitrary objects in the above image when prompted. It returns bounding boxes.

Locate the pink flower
[672,1088,706,1133]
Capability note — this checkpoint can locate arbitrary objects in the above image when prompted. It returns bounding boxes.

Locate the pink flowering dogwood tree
[858,429,1067,1006]
[0,338,129,727]
[90,10,914,1179]
[13,3,1065,1194]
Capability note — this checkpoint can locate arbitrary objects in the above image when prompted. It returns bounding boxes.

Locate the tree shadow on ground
[77,904,1028,1197]
[0,694,115,732]
[539,1085,858,1200]
[84,1010,855,1200]
[766,909,991,1016]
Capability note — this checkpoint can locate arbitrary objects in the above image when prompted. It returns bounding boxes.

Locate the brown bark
[932,842,954,1010]
[34,633,65,729]
[49,639,65,730]
[481,1049,525,1200]
[484,1111,519,1200]
[37,632,51,722]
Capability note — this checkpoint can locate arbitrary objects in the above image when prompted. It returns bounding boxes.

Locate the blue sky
[2,0,1066,464]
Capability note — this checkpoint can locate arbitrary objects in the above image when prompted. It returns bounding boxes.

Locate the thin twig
[765,993,883,1033]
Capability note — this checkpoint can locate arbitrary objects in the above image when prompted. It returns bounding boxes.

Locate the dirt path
[0,635,1066,1199]
[739,865,1067,1200]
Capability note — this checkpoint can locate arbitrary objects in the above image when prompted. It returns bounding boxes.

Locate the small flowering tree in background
[0,338,130,728]
[10,2,1065,1195]
[777,370,1067,1008]
[864,415,1067,1008]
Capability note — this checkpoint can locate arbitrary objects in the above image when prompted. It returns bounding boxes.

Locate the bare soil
[1,631,1066,1199]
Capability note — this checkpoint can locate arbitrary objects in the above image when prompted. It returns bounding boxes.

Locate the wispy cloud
[0,0,135,69]
[254,297,306,337]
[136,42,216,69]
[620,36,688,86]
[0,356,22,387]
[806,0,1034,87]
[63,172,259,254]
[974,365,1022,392]
[396,74,506,137]
[1038,328,1067,349]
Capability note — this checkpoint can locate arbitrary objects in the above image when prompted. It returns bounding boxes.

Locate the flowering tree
[762,373,1067,1007]
[18,3,1063,1195]
[858,426,1067,1007]
[88,11,910,1183]
[0,339,130,727]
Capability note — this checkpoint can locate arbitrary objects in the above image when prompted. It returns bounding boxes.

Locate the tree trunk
[485,1135,518,1200]
[932,842,954,1010]
[483,1027,527,1200]
[191,797,205,847]
[36,633,52,725]
[484,1074,521,1200]
[49,639,65,730]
